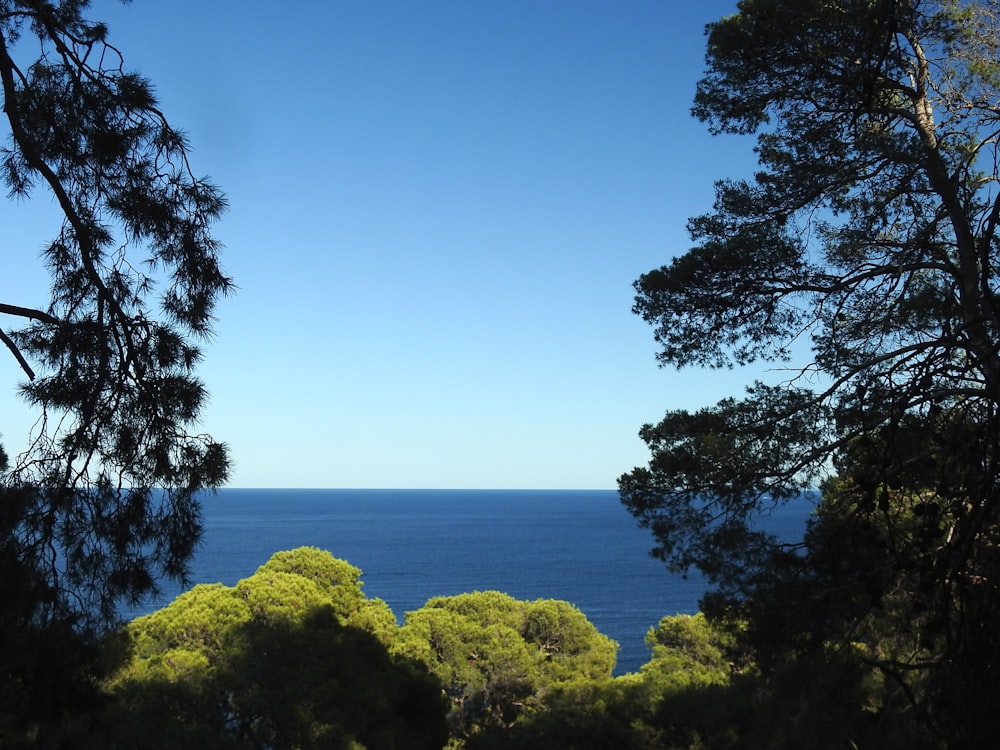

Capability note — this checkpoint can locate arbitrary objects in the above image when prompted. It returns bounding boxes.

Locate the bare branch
[0,302,61,325]
[0,327,34,379]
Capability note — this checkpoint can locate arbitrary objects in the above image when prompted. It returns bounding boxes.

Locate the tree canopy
[392,590,618,739]
[106,548,448,750]
[620,0,1000,744]
[0,1,231,634]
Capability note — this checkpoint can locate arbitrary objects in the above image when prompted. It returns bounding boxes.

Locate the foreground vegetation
[3,545,726,748]
[0,540,949,749]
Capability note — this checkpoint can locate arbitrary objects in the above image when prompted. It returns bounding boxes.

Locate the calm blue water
[132,488,811,675]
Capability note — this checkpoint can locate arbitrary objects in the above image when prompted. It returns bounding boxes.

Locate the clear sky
[2,0,770,489]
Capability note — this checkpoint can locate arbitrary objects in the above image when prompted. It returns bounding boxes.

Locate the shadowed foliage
[621,0,1000,745]
[1,2,230,743]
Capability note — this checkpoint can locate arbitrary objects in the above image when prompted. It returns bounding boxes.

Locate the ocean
[133,488,811,675]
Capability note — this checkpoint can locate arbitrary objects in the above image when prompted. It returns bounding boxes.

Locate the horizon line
[212,486,620,492]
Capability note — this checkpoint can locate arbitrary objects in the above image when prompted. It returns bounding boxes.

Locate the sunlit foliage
[105,548,447,750]
[392,590,618,739]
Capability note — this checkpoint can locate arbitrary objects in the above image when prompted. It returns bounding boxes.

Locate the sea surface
[132,488,811,675]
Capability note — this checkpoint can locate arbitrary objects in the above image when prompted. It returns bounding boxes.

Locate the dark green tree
[0,2,230,743]
[0,1,231,628]
[620,0,1000,745]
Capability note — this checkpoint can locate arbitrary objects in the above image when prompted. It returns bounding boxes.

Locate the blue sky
[3,0,770,489]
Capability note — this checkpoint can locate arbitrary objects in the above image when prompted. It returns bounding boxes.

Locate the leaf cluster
[0,1,233,636]
[392,590,617,739]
